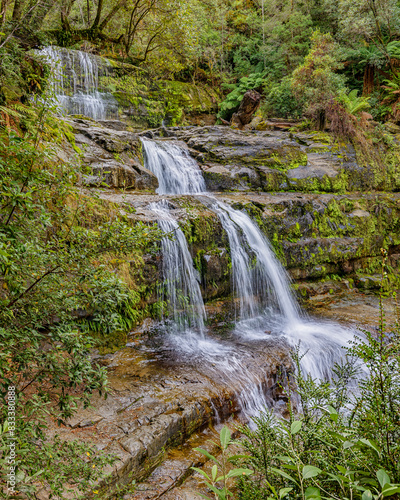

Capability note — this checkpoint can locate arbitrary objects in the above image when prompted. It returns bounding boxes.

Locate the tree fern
[342,89,371,116]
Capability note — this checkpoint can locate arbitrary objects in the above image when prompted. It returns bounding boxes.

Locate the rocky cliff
[62,118,400,315]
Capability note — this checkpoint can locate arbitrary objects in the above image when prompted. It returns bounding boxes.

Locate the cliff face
[63,118,400,316]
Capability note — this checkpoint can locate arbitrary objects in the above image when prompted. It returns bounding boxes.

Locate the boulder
[203,164,261,191]
[65,118,159,191]
[231,89,262,129]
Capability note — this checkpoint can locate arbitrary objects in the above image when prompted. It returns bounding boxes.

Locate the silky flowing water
[148,199,207,335]
[142,138,359,421]
[37,46,118,120]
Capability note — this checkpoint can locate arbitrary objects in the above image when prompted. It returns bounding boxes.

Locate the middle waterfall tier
[148,200,207,336]
[142,137,359,385]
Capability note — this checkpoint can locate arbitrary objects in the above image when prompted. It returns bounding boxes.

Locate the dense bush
[0,98,162,496]
[261,77,304,119]
[235,294,400,499]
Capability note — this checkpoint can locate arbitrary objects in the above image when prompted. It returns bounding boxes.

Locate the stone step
[120,420,242,500]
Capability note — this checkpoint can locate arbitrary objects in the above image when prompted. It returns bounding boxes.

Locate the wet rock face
[66,118,159,191]
[47,332,291,498]
[94,190,400,310]
[154,126,400,193]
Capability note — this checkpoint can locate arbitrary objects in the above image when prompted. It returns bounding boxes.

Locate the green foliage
[192,426,253,499]
[218,72,266,120]
[292,31,346,128]
[234,290,400,500]
[262,77,304,119]
[0,98,161,496]
[341,89,371,116]
[0,422,116,497]
[386,41,400,59]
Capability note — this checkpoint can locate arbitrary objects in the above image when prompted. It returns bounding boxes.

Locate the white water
[142,138,359,419]
[148,200,206,336]
[141,139,206,194]
[37,46,118,120]
[211,200,358,381]
[212,201,299,322]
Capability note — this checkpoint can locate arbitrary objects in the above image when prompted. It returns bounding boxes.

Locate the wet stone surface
[46,329,291,498]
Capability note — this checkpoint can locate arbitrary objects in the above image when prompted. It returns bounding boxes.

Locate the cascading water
[141,139,206,195]
[212,201,357,381]
[142,138,277,420]
[142,137,360,420]
[148,199,206,336]
[212,201,299,322]
[36,46,118,120]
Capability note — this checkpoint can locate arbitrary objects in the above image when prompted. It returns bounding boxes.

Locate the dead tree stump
[231,89,262,129]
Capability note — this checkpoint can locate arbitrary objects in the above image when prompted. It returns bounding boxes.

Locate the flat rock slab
[45,332,290,498]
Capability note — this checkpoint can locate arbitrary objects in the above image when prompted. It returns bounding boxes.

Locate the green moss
[101,74,219,127]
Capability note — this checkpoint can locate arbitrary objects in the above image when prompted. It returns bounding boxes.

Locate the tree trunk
[316,109,326,131]
[12,0,24,22]
[231,89,261,129]
[91,0,103,29]
[0,0,8,28]
[363,64,375,95]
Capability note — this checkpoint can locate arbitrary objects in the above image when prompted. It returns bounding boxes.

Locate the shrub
[261,77,305,120]
[292,31,346,130]
[234,283,400,499]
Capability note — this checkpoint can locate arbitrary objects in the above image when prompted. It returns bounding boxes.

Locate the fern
[387,41,400,59]
[218,72,266,120]
[341,89,371,116]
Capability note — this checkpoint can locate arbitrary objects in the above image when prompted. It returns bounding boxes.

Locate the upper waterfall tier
[141,139,206,194]
[37,46,118,120]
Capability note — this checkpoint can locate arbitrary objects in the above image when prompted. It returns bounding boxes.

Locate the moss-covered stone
[101,74,220,128]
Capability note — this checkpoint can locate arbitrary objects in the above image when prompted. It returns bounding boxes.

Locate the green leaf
[194,447,220,465]
[343,440,356,449]
[359,439,380,456]
[191,467,211,482]
[291,420,302,435]
[212,464,218,482]
[305,486,321,499]
[382,484,400,497]
[326,405,338,422]
[225,468,253,479]
[303,465,322,480]
[270,467,299,486]
[377,469,391,488]
[362,490,373,500]
[208,484,226,500]
[279,487,293,498]
[220,426,231,449]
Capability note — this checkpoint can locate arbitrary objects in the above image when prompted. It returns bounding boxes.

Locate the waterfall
[149,200,206,336]
[212,201,299,322]
[141,139,206,194]
[37,46,118,120]
[142,138,360,418]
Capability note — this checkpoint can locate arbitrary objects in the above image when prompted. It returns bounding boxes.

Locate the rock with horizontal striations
[64,118,158,191]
